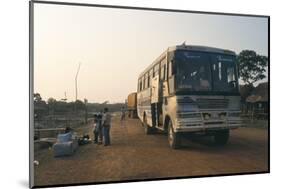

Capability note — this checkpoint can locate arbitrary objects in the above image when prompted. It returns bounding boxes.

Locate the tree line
[34,93,125,120]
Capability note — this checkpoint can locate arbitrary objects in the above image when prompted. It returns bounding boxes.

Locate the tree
[75,99,85,110]
[47,97,57,114]
[237,50,268,85]
[47,97,57,105]
[34,93,47,118]
[239,84,254,103]
[34,93,42,103]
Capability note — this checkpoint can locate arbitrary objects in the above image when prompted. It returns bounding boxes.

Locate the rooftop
[246,82,268,103]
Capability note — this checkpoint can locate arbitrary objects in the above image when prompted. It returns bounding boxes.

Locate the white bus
[137,44,242,149]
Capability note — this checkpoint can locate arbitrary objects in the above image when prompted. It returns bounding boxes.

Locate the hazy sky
[34,3,268,103]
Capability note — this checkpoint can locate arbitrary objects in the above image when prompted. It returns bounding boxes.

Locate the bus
[137,44,242,149]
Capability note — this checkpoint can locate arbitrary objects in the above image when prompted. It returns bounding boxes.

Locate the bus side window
[143,76,146,90]
[168,61,172,77]
[149,69,153,86]
[154,63,159,77]
[141,77,144,91]
[144,74,147,89]
[146,73,149,88]
[160,58,166,81]
[164,64,166,80]
[139,79,142,91]
[160,64,166,80]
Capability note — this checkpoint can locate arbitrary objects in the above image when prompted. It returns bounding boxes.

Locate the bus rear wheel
[168,120,181,149]
[214,129,229,145]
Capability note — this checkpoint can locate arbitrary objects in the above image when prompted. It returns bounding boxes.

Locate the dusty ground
[34,115,268,187]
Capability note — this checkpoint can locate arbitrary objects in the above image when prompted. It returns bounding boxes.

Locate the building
[245,82,268,119]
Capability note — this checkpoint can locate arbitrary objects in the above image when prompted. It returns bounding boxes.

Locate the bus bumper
[174,120,243,133]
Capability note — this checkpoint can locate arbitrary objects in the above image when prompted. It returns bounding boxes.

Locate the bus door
[151,75,159,127]
[158,60,168,128]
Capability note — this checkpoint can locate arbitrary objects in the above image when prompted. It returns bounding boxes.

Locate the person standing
[93,114,99,144]
[97,113,103,144]
[102,107,111,146]
[120,106,126,121]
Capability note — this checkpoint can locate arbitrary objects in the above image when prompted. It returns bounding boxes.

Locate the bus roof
[168,45,236,55]
[138,44,236,78]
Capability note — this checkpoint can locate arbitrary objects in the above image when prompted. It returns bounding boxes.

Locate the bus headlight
[219,113,226,119]
[204,114,210,120]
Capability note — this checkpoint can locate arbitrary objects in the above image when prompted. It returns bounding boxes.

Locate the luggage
[53,141,77,157]
[53,132,78,157]
[57,132,72,143]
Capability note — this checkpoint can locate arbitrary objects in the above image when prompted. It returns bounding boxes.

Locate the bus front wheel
[168,120,181,149]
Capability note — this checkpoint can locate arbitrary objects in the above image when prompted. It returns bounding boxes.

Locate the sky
[34,3,268,103]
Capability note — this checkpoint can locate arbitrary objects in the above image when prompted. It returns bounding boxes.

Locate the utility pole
[75,63,81,102]
[61,91,67,102]
[84,98,88,124]
[74,63,81,115]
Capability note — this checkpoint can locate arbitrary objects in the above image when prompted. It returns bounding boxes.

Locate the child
[93,114,99,144]
[97,114,103,144]
[93,114,103,144]
[121,106,126,121]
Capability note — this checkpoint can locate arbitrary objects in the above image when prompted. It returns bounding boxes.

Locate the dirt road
[34,115,268,186]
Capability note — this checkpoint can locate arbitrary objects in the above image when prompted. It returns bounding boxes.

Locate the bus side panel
[163,96,178,130]
[137,88,153,126]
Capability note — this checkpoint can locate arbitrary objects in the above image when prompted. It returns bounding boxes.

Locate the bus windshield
[211,54,238,92]
[174,51,238,93]
[176,51,212,91]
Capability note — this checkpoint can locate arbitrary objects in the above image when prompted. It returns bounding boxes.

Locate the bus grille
[196,98,229,109]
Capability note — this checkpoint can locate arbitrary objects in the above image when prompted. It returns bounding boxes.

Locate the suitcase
[53,141,77,157]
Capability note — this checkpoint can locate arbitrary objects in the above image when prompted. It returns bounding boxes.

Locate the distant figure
[93,114,103,144]
[93,114,99,144]
[121,106,126,121]
[97,113,103,144]
[64,126,73,134]
[102,107,111,146]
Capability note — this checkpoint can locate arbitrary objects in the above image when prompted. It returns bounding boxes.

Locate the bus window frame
[160,58,166,81]
[138,79,140,92]
[168,60,173,78]
[141,76,144,91]
[145,73,149,89]
[143,75,146,89]
[154,63,160,77]
[148,69,153,87]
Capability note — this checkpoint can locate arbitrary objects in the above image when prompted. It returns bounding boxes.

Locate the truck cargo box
[127,92,137,110]
[127,92,138,118]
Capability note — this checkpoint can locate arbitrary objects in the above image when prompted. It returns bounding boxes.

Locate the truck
[127,92,138,118]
